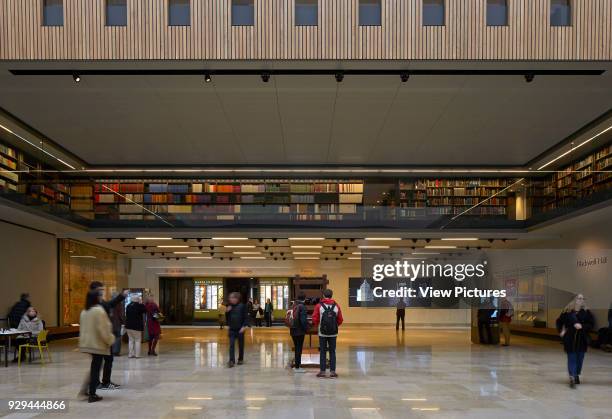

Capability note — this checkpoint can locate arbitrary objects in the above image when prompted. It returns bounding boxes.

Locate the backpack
[319,303,338,335]
[284,307,295,328]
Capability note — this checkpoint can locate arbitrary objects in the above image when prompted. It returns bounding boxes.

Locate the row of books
[0,155,17,170]
[0,143,17,158]
[91,203,360,215]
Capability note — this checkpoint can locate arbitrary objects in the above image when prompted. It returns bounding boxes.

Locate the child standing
[226,292,249,367]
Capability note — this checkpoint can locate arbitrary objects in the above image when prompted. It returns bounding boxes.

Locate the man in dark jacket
[290,293,309,372]
[226,292,249,367]
[125,296,147,358]
[8,293,31,328]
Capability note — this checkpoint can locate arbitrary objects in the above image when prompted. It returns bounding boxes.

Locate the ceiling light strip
[537,124,612,170]
[0,123,76,170]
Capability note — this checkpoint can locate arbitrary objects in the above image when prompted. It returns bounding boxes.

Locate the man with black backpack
[312,289,343,378]
[289,293,309,373]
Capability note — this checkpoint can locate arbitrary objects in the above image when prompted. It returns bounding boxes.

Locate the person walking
[145,296,162,356]
[110,294,125,356]
[264,298,274,327]
[125,296,147,358]
[396,299,406,331]
[218,301,227,330]
[290,293,308,373]
[8,293,31,329]
[253,301,263,327]
[312,289,343,378]
[226,292,248,367]
[89,282,126,391]
[499,297,514,346]
[556,294,595,388]
[79,290,116,403]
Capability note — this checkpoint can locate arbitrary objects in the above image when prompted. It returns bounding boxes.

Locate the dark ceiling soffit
[9,69,606,76]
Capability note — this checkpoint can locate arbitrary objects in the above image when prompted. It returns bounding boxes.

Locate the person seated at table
[14,307,44,361]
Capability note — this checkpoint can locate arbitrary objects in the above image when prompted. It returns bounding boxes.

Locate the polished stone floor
[1,326,611,418]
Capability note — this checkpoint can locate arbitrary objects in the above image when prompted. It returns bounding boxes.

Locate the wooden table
[0,330,31,366]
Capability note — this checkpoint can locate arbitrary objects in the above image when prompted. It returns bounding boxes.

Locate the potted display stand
[290,275,328,368]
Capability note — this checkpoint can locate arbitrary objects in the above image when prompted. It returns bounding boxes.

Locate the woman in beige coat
[79,290,116,403]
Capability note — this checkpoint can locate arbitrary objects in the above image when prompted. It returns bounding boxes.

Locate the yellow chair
[18,330,52,366]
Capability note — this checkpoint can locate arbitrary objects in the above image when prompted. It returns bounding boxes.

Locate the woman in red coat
[145,296,162,356]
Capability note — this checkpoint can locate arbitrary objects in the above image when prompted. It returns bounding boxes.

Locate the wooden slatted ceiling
[0,0,611,60]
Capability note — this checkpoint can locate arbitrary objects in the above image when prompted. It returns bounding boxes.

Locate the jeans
[567,351,586,377]
[127,329,142,357]
[111,333,121,355]
[101,353,113,385]
[292,335,305,368]
[319,336,337,372]
[396,309,405,330]
[229,329,245,362]
[89,354,104,396]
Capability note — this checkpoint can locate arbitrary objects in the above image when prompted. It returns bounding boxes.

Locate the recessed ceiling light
[135,237,173,240]
[441,238,478,241]
[212,237,248,240]
[364,238,402,241]
[358,245,390,249]
[290,245,323,249]
[425,245,457,249]
[288,237,325,241]
[157,245,189,248]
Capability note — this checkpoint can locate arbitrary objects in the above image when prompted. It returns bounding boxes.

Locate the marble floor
[1,326,611,419]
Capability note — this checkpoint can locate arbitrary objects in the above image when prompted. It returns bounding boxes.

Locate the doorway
[159,277,194,324]
[225,277,254,304]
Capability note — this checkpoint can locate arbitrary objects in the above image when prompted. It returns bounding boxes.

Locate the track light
[150,252,154,256]
[272,238,277,243]
[204,73,212,83]
[132,246,136,250]
[210,246,215,250]
[264,246,269,250]
[120,238,125,242]
[412,239,417,243]
[106,238,112,242]
[198,246,203,250]
[335,72,344,83]
[261,72,271,82]
[525,73,535,83]
[400,72,409,82]
[73,73,81,83]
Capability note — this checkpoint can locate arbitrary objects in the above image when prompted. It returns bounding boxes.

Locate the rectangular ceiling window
[487,0,508,26]
[359,0,382,26]
[106,0,127,27]
[232,0,255,26]
[42,0,63,26]
[550,0,571,26]
[423,0,445,26]
[295,0,318,26]
[168,0,190,26]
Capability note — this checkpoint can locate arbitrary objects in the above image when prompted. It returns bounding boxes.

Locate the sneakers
[316,371,326,378]
[237,359,244,365]
[98,382,121,390]
[575,376,581,385]
[88,394,103,403]
[294,368,307,373]
[228,361,235,368]
[329,372,338,378]
[569,376,576,389]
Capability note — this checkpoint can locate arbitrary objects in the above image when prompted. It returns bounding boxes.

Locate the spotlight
[210,246,215,250]
[142,246,147,250]
[198,246,203,250]
[211,252,215,256]
[264,246,269,250]
[220,257,224,261]
[525,73,535,83]
[261,72,271,82]
[477,246,482,250]
[120,238,125,242]
[73,73,81,83]
[344,246,348,251]
[400,72,409,82]
[425,239,431,243]
[332,246,337,251]
[412,239,417,243]
[280,252,284,256]
[335,72,344,83]
[166,257,170,261]
[204,73,212,83]
[132,246,136,250]
[350,239,355,242]
[340,253,344,257]
[183,238,188,242]
[197,238,202,243]
[274,257,278,260]
[258,238,263,243]
[325,257,329,261]
[336,238,341,243]
[229,257,233,261]
[272,238,277,243]
[161,253,165,256]
[502,238,507,243]
[176,257,180,260]
[150,252,154,256]
[106,238,112,242]
[282,257,286,260]
[488,239,494,243]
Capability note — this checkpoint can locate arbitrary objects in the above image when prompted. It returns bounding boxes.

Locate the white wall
[0,221,58,327]
[128,258,470,326]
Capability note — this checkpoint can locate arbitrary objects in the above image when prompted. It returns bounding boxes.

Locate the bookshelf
[74,179,365,221]
[399,178,510,217]
[534,143,612,214]
[0,142,18,192]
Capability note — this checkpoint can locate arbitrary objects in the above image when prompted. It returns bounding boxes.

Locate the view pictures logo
[372,260,488,282]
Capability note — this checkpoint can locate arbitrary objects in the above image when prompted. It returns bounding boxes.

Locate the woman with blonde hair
[555,294,594,388]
